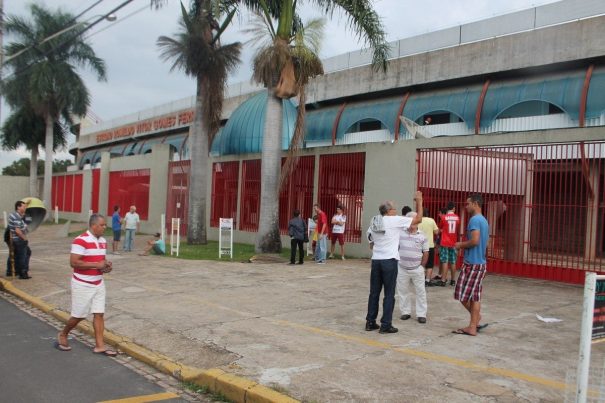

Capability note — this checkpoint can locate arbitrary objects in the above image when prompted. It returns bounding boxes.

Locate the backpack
[4,227,10,245]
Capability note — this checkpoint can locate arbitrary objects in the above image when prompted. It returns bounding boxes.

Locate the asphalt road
[0,296,186,403]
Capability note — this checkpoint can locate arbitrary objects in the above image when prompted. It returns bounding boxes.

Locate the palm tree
[1,106,67,197]
[2,4,106,215]
[242,0,390,253]
[157,1,241,244]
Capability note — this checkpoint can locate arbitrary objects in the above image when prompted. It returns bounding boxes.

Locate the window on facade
[497,101,564,119]
[345,119,385,133]
[417,111,463,125]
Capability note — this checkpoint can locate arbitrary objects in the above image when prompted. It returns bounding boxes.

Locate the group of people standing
[365,192,489,336]
[287,203,347,265]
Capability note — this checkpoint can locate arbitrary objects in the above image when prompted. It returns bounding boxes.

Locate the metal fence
[166,161,190,234]
[318,152,365,243]
[417,141,605,284]
[239,160,261,232]
[107,169,150,220]
[51,174,83,213]
[210,161,239,228]
[279,156,316,234]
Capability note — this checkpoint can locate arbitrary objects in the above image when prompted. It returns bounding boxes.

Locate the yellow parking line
[111,281,570,391]
[98,391,179,403]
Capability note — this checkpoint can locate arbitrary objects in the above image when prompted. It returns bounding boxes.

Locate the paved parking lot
[4,224,603,402]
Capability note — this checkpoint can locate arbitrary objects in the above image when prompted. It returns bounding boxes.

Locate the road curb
[0,278,298,403]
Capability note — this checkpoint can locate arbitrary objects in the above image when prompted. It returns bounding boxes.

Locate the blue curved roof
[337,99,401,139]
[586,72,605,120]
[480,74,584,127]
[212,91,297,156]
[305,107,339,142]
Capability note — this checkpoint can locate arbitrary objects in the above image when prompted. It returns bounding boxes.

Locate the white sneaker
[328,254,334,259]
[113,251,120,255]
[341,256,345,260]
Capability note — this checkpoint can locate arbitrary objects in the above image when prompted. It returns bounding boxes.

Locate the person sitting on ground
[139,233,165,256]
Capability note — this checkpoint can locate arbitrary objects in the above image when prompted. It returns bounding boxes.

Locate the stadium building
[58,0,605,283]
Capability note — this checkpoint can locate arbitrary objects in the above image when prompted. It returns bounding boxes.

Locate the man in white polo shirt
[56,214,116,356]
[365,193,423,334]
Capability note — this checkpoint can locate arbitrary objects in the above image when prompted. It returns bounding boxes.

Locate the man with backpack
[5,200,31,279]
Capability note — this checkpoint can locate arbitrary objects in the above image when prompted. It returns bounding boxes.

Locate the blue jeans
[366,259,399,329]
[6,239,30,277]
[315,234,327,262]
[124,229,136,251]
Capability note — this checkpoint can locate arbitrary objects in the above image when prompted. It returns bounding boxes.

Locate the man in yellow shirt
[416,208,439,287]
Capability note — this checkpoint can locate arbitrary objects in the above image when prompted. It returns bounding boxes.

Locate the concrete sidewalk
[3,225,603,402]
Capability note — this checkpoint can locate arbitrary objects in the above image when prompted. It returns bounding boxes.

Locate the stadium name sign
[95,110,194,144]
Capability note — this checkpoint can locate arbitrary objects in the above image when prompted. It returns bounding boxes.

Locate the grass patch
[163,240,271,262]
[67,227,114,238]
[180,381,231,402]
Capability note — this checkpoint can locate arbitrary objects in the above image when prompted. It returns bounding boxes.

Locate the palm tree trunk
[43,113,53,216]
[255,92,282,253]
[29,146,38,197]
[186,76,208,244]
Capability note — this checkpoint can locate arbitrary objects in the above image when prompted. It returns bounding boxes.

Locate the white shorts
[70,279,106,318]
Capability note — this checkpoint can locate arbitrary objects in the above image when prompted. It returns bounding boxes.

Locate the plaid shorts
[439,246,457,264]
[454,263,487,302]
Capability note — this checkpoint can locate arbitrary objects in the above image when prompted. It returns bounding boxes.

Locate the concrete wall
[306,15,605,104]
[0,176,29,225]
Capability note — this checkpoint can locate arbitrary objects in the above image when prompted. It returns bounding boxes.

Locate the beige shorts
[70,278,106,318]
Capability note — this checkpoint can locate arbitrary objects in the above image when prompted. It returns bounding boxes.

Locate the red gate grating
[279,156,316,234]
[166,160,190,234]
[318,152,365,243]
[51,174,83,213]
[210,161,239,228]
[239,160,261,231]
[107,169,150,220]
[417,142,605,284]
[91,169,100,213]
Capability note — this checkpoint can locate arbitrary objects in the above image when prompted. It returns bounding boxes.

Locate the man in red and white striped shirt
[56,214,117,356]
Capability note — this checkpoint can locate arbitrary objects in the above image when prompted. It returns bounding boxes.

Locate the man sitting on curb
[139,233,165,256]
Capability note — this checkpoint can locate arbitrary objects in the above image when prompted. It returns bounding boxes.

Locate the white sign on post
[160,213,166,241]
[170,218,180,257]
[219,218,233,259]
[307,218,316,256]
[54,206,59,224]
[3,211,7,229]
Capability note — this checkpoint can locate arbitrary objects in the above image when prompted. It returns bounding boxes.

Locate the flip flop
[93,349,118,357]
[477,323,489,332]
[451,328,476,336]
[54,341,72,351]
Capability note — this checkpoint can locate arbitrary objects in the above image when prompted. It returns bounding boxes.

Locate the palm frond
[242,11,275,49]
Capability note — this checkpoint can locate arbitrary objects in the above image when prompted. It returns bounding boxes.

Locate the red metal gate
[51,173,83,213]
[107,169,150,219]
[210,161,239,227]
[166,160,190,234]
[417,142,605,284]
[318,152,365,243]
[239,160,261,231]
[279,156,316,234]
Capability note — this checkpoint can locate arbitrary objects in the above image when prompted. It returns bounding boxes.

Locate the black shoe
[438,280,447,287]
[400,314,411,320]
[288,262,295,265]
[425,281,429,287]
[297,262,304,265]
[427,281,435,287]
[379,326,398,334]
[418,317,427,324]
[365,321,379,331]
[19,275,32,279]
[450,280,456,286]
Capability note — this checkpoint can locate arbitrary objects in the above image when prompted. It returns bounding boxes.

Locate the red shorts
[454,263,487,302]
[331,233,344,245]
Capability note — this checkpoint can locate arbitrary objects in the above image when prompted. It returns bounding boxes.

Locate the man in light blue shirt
[140,233,165,256]
[453,194,489,336]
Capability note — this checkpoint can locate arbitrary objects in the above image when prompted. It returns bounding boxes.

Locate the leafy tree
[157,1,241,244]
[1,106,67,196]
[242,0,390,253]
[2,4,106,212]
[2,157,74,177]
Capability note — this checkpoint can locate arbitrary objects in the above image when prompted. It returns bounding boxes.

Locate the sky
[0,0,561,169]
